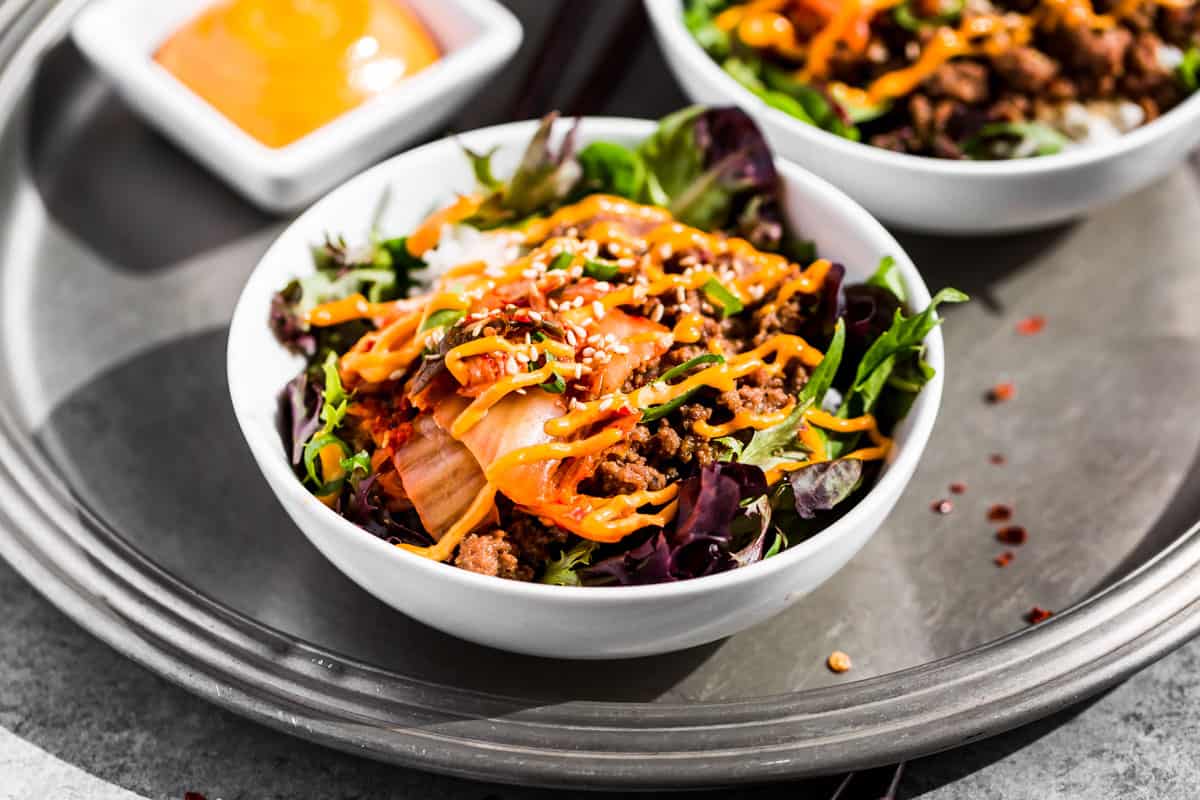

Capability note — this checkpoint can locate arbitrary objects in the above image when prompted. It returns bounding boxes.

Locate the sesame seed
[566,330,578,346]
[574,364,583,379]
[521,269,537,279]
[573,296,585,308]
[679,303,692,314]
[658,244,673,259]
[592,301,606,319]
[652,381,667,392]
[612,344,630,355]
[516,352,530,364]
[582,346,596,358]
[548,299,560,311]
[506,356,519,374]
[528,310,543,322]
[594,281,611,292]
[675,287,687,303]
[599,398,613,411]
[649,304,664,323]
[617,258,635,268]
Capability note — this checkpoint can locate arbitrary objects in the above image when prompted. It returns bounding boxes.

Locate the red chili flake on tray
[986,382,1016,403]
[1027,606,1054,624]
[931,499,954,514]
[996,525,1028,545]
[987,503,1013,523]
[949,482,967,495]
[1016,315,1046,335]
[989,453,1007,465]
[994,551,1015,567]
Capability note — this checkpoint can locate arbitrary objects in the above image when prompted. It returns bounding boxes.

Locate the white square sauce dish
[71,0,522,212]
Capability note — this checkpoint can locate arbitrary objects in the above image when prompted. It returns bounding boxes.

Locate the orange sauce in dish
[155,0,441,148]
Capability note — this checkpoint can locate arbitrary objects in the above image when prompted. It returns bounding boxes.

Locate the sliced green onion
[303,432,351,494]
[894,0,964,31]
[702,278,744,318]
[658,353,725,383]
[530,352,567,394]
[641,353,726,422]
[419,308,466,332]
[640,390,700,423]
[340,450,371,477]
[583,259,621,281]
[548,252,574,271]
[540,372,567,394]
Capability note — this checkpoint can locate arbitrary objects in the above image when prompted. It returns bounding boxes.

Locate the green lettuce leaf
[739,320,845,467]
[541,540,600,586]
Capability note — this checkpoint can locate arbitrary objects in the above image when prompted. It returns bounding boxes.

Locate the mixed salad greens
[270,106,965,585]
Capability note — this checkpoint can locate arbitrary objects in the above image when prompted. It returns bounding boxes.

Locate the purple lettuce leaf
[787,459,863,520]
[278,372,323,467]
[730,495,775,567]
[342,473,432,547]
[581,462,769,586]
[270,281,316,357]
[641,106,786,251]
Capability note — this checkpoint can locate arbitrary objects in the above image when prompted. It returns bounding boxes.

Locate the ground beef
[455,532,529,580]
[924,61,990,104]
[455,511,570,580]
[719,368,793,416]
[817,2,1197,159]
[1057,26,1133,79]
[992,47,1061,93]
[1121,32,1182,109]
[1161,6,1200,48]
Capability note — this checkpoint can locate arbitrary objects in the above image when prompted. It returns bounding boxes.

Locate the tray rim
[2,0,1200,789]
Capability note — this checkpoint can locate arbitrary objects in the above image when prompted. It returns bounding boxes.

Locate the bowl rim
[642,0,1200,178]
[69,0,524,173]
[227,116,944,602]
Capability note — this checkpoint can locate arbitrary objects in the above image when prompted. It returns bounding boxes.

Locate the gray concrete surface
[1,555,1197,799]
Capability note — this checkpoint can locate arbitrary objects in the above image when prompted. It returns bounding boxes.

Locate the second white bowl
[644,0,1200,235]
[227,117,944,659]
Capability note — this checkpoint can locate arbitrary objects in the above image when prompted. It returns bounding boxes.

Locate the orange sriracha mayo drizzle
[715,0,1196,109]
[309,193,899,550]
[396,483,498,561]
[155,0,441,149]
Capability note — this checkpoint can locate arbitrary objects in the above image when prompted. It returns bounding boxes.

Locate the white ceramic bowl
[644,0,1200,235]
[71,0,522,213]
[227,118,944,659]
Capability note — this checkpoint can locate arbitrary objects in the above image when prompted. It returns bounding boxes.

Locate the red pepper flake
[184,794,207,800]
[989,453,1007,465]
[996,525,1028,545]
[949,482,967,495]
[994,551,1015,567]
[1027,606,1054,624]
[1016,315,1046,336]
[987,503,1013,523]
[931,499,954,514]
[986,382,1016,403]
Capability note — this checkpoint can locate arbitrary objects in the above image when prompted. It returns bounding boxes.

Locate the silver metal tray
[2,0,1200,790]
